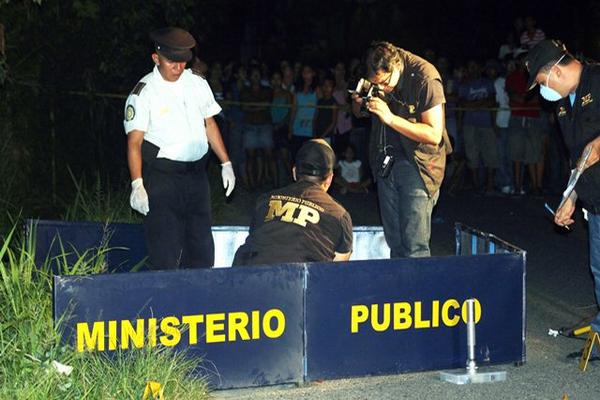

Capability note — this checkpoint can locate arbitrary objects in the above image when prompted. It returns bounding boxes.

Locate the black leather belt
[150,156,207,174]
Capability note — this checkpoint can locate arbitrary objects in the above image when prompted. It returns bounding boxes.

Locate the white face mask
[539,54,566,102]
[540,84,563,101]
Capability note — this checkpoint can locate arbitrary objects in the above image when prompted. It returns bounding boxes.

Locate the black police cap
[524,39,567,90]
[149,27,196,62]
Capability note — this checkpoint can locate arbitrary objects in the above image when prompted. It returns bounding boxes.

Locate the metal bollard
[466,298,477,374]
[439,298,507,384]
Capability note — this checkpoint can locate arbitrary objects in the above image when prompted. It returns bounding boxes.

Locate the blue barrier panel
[53,265,305,389]
[305,253,525,381]
[49,221,525,389]
[28,219,148,273]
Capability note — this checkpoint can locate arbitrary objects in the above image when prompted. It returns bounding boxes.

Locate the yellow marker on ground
[573,325,591,336]
[143,381,164,399]
[579,330,600,372]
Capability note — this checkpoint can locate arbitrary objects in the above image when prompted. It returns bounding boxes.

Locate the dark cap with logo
[295,139,335,178]
[150,27,196,62]
[525,39,568,90]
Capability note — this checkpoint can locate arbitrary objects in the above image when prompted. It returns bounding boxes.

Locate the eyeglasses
[370,70,394,87]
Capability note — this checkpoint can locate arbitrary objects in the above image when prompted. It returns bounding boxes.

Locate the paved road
[213,187,600,400]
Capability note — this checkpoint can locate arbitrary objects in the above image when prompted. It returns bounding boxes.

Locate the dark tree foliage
[0,0,238,221]
[1,0,600,225]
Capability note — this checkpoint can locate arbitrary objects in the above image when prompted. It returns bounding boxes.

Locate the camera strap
[379,121,393,156]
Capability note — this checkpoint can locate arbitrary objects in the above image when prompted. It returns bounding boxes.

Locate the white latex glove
[221,161,236,197]
[130,178,149,215]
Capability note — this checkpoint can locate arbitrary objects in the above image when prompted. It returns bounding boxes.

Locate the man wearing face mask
[526,39,600,354]
[124,27,235,270]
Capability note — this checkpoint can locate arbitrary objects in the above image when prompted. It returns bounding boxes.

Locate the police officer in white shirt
[124,27,235,269]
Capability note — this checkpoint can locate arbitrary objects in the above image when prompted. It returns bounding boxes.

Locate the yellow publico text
[76,308,286,352]
[350,298,482,333]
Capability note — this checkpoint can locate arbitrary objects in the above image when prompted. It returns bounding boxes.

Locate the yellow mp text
[76,308,286,352]
[350,298,482,333]
[265,199,320,227]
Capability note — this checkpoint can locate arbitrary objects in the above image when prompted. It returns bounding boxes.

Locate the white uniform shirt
[123,66,222,162]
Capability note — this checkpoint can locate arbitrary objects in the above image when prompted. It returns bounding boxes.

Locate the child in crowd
[314,76,338,143]
[334,143,371,194]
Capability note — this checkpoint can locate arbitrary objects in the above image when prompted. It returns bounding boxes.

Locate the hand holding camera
[366,96,393,124]
[349,79,379,106]
[352,78,379,101]
[349,78,393,124]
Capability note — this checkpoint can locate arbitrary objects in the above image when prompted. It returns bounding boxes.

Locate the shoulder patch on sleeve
[125,104,135,121]
[131,82,146,96]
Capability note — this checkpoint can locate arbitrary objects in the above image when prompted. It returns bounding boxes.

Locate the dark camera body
[350,78,381,114]
[354,78,381,101]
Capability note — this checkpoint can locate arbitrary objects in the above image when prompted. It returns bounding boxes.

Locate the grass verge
[0,224,209,399]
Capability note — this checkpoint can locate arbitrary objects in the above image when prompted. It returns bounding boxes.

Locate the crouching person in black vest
[233,139,353,266]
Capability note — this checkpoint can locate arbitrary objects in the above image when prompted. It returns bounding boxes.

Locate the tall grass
[62,167,141,224]
[0,225,209,399]
[63,164,229,224]
[0,165,227,397]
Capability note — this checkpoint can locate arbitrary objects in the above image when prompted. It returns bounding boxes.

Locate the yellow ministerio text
[76,308,286,352]
[350,298,482,333]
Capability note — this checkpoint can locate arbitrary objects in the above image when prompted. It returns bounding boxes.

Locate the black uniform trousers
[142,155,214,269]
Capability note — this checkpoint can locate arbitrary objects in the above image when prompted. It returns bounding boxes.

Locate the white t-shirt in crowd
[338,160,362,183]
[494,77,510,129]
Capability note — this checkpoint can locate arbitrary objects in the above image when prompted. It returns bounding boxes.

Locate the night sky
[195,0,600,67]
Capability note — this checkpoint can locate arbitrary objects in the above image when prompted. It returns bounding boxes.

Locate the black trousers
[142,156,214,269]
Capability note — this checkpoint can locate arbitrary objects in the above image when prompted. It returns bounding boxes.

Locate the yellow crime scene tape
[13,80,541,112]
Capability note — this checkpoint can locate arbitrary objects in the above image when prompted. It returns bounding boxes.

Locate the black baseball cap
[150,27,196,62]
[524,39,567,90]
[295,139,335,177]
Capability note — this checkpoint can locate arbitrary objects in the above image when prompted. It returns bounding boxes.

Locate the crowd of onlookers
[439,15,567,197]
[196,15,568,198]
[194,56,373,193]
